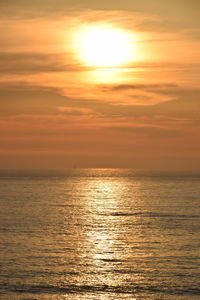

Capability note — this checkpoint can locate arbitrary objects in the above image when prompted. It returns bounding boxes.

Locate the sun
[77,25,134,67]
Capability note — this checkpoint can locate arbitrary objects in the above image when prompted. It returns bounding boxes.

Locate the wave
[1,283,200,296]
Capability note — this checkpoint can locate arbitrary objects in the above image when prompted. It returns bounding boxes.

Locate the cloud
[0,84,200,129]
[1,0,199,29]
[57,106,100,116]
[102,88,200,120]
[102,83,178,92]
[0,88,67,116]
[107,124,185,137]
[0,53,82,74]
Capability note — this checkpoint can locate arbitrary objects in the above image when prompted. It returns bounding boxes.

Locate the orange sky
[0,0,200,171]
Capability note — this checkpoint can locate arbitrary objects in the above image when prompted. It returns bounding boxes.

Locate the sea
[0,168,199,300]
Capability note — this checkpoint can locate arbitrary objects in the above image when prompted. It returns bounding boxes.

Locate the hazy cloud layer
[0,1,200,170]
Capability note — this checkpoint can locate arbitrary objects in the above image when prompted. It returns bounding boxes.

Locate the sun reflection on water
[60,170,147,299]
[79,179,127,285]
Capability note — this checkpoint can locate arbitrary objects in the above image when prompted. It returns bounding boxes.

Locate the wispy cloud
[57,106,100,116]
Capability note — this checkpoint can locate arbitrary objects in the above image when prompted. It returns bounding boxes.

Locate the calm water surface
[0,169,200,299]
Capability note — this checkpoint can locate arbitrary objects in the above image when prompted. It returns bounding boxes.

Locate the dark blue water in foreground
[0,169,200,299]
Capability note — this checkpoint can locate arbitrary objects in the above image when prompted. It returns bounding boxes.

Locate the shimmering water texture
[0,169,200,299]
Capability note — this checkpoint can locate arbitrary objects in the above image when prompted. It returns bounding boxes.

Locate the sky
[0,0,200,171]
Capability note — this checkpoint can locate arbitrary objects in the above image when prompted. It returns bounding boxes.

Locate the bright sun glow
[78,26,134,67]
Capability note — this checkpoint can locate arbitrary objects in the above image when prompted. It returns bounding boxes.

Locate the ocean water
[0,169,200,300]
